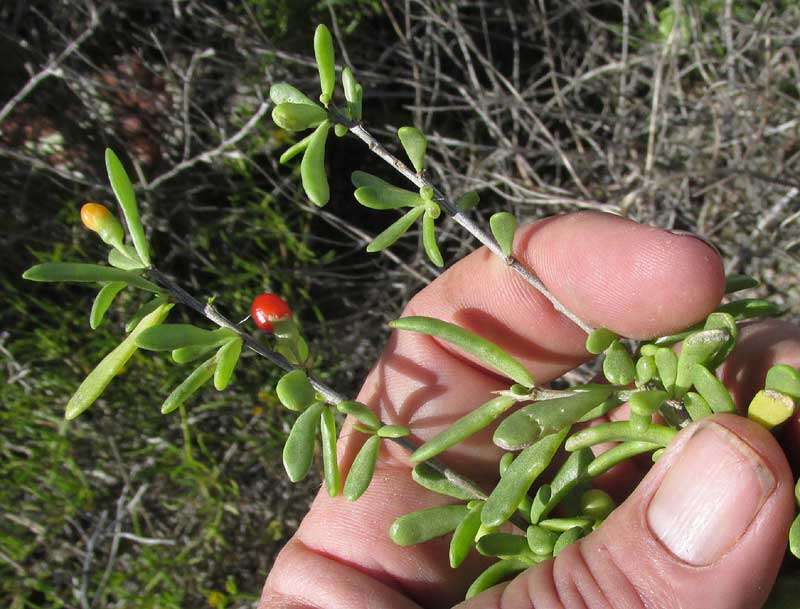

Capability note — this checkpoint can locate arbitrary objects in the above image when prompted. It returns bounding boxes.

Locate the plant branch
[146,266,502,509]
[340,116,594,334]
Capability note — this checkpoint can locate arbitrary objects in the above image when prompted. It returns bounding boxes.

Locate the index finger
[265,211,725,609]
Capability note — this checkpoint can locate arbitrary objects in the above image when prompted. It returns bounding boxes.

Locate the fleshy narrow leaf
[765,364,800,399]
[585,327,617,355]
[354,186,424,209]
[320,406,341,497]
[683,391,712,421]
[476,533,537,561]
[271,103,327,132]
[214,338,242,391]
[724,273,758,294]
[489,212,517,257]
[674,328,730,396]
[481,428,568,528]
[276,369,317,412]
[342,66,361,121]
[300,121,331,206]
[493,387,610,451]
[690,363,735,413]
[377,425,410,439]
[397,126,427,173]
[586,440,661,477]
[137,324,234,351]
[553,527,584,556]
[529,448,593,523]
[125,296,168,333]
[579,489,615,520]
[279,133,314,164]
[789,514,800,559]
[283,402,325,482]
[566,422,675,452]
[603,340,635,385]
[107,247,144,270]
[635,355,657,386]
[269,83,316,106]
[716,298,783,321]
[411,463,475,501]
[422,209,444,267]
[450,502,483,568]
[389,504,469,546]
[314,24,335,104]
[90,282,126,329]
[24,263,160,292]
[171,344,215,364]
[703,312,738,369]
[456,191,480,212]
[343,434,381,501]
[390,316,536,388]
[655,347,678,394]
[465,560,529,600]
[366,206,425,252]
[527,525,559,555]
[105,148,150,266]
[411,396,516,463]
[336,400,380,430]
[161,355,216,414]
[65,303,172,420]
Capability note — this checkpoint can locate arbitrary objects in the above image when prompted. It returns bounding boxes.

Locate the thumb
[458,415,795,609]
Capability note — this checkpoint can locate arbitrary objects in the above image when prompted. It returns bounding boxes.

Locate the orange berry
[80,203,112,232]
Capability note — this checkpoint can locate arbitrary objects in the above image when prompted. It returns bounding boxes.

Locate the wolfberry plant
[21,24,800,604]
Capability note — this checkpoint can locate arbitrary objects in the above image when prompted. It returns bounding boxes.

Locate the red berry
[250,293,292,332]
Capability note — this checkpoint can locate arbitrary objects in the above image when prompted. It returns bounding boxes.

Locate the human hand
[262,211,798,609]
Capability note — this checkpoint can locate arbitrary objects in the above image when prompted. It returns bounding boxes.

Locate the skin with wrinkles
[262,212,798,609]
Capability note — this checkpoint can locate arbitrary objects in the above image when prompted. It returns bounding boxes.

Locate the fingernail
[647,422,775,565]
[667,229,721,257]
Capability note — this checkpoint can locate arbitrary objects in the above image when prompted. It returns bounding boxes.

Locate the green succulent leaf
[389,504,470,547]
[161,355,217,414]
[353,185,424,210]
[343,434,381,501]
[527,524,559,556]
[422,209,444,267]
[635,355,657,386]
[390,316,536,388]
[489,212,517,257]
[314,24,335,104]
[283,402,325,482]
[690,364,736,413]
[411,463,475,501]
[724,273,758,294]
[674,328,731,396]
[276,369,317,412]
[23,263,160,293]
[529,448,593,523]
[366,205,426,252]
[476,533,536,561]
[105,148,150,266]
[271,102,327,132]
[465,559,529,600]
[320,406,341,497]
[493,387,611,451]
[171,344,215,364]
[336,400,380,430]
[585,327,617,355]
[397,126,427,173]
[279,133,314,164]
[716,298,783,321]
[342,66,361,121]
[553,526,584,556]
[64,303,172,420]
[566,422,675,452]
[655,347,678,395]
[377,424,410,439]
[136,324,234,351]
[579,489,615,520]
[107,247,144,270]
[411,395,516,463]
[90,282,126,329]
[300,121,331,206]
[125,296,168,333]
[765,364,800,399]
[789,514,800,559]
[482,428,568,528]
[450,502,483,568]
[683,391,712,421]
[214,338,242,391]
[269,83,316,106]
[603,340,635,385]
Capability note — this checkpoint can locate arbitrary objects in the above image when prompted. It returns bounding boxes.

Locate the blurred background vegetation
[1,1,798,607]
